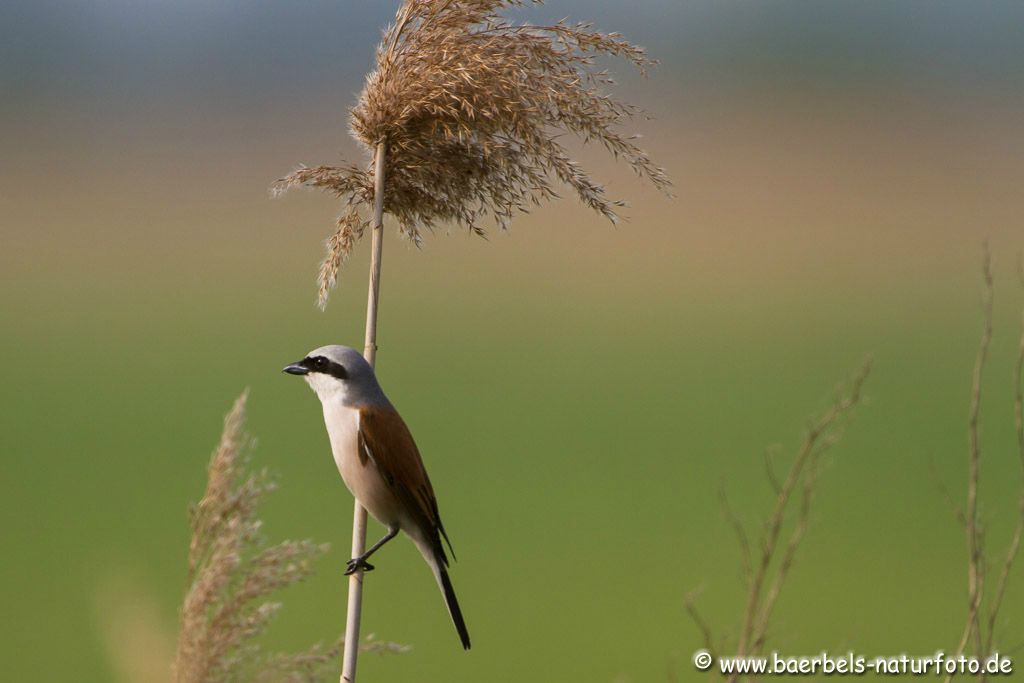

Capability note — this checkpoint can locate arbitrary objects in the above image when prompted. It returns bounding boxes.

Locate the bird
[283,345,470,650]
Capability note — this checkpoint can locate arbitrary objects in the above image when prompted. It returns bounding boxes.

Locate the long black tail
[438,566,471,650]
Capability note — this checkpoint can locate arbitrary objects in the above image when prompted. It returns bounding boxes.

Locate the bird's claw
[345,557,375,575]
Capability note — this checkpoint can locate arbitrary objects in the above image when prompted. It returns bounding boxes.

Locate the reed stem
[341,140,386,683]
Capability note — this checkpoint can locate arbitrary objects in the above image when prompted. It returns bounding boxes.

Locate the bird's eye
[314,357,328,368]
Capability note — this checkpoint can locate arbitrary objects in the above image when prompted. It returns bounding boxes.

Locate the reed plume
[173,392,336,683]
[277,0,672,307]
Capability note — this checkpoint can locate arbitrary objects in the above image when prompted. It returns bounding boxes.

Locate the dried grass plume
[276,0,672,307]
[173,392,336,683]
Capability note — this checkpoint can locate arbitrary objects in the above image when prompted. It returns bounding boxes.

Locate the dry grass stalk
[749,452,821,657]
[945,250,1024,683]
[930,453,968,527]
[340,142,388,683]
[685,362,871,683]
[719,488,753,584]
[984,259,1024,660]
[277,0,672,307]
[173,392,335,683]
[732,362,870,672]
[684,587,718,662]
[950,247,992,670]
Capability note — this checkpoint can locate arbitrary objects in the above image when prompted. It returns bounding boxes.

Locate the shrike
[284,345,470,650]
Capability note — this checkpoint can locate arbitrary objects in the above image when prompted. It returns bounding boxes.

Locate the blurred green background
[3,1,1024,681]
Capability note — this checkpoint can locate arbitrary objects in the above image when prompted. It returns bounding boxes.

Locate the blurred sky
[3,1,1023,259]
[4,1,1024,150]
[4,2,1024,108]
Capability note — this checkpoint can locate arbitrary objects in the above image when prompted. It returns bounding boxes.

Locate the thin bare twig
[684,587,717,660]
[763,447,782,497]
[719,486,753,583]
[981,254,1024,669]
[728,361,871,683]
[949,247,993,679]
[929,453,967,527]
[751,450,822,656]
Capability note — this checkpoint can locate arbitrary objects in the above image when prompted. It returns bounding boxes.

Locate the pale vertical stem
[341,140,386,683]
[363,141,387,368]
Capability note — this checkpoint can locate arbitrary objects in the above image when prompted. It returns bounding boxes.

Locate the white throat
[304,373,348,404]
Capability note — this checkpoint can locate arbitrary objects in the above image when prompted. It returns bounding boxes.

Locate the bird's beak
[283,362,309,376]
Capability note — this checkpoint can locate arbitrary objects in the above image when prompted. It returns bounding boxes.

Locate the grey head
[283,345,389,407]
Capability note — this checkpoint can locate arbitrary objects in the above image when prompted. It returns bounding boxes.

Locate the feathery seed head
[173,392,335,683]
[278,0,672,306]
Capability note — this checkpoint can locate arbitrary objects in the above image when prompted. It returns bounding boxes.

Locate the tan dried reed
[173,392,335,683]
[277,0,671,307]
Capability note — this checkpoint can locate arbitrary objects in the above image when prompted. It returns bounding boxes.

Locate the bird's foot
[344,557,376,575]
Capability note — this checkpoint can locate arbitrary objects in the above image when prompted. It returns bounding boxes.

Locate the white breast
[320,400,402,527]
[322,400,360,474]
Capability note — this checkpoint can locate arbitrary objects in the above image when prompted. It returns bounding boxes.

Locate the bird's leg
[345,526,399,575]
